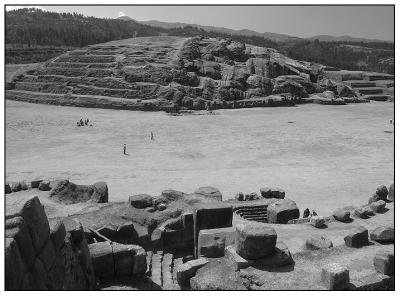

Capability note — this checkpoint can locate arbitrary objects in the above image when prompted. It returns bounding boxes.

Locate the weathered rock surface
[88,241,114,278]
[129,194,153,209]
[5,183,12,194]
[194,186,222,201]
[369,200,386,213]
[309,215,325,228]
[190,258,248,290]
[31,179,43,188]
[321,263,349,290]
[344,226,369,248]
[197,227,235,258]
[370,226,394,243]
[38,180,51,191]
[305,236,333,250]
[176,257,209,287]
[387,183,394,202]
[333,208,351,222]
[353,206,373,219]
[235,223,277,260]
[267,199,299,224]
[49,179,108,204]
[260,187,285,199]
[11,182,22,192]
[373,249,394,275]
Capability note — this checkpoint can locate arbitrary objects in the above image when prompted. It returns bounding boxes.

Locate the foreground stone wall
[5,196,96,290]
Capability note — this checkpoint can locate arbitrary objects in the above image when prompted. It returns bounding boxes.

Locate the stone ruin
[5,181,395,290]
[6,36,395,112]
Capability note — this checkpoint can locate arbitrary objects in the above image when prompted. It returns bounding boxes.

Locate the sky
[6,5,394,41]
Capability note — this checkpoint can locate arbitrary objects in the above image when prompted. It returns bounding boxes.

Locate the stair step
[161,253,174,290]
[240,213,268,218]
[354,87,383,95]
[150,252,163,287]
[344,80,376,88]
[361,95,392,101]
[146,251,153,276]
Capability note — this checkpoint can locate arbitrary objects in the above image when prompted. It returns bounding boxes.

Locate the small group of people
[77,118,91,127]
[123,131,155,155]
[303,208,318,218]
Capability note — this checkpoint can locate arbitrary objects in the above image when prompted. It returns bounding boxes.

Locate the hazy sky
[8,5,394,41]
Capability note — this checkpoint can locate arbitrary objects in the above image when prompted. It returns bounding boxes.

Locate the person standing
[123,144,127,155]
[151,131,154,141]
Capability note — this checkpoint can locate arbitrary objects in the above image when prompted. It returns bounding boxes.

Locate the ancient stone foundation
[5,196,96,290]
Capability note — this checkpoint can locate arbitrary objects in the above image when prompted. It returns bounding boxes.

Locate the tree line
[6,8,394,74]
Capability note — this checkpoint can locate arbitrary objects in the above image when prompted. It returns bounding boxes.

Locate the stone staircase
[234,205,269,223]
[344,80,392,102]
[146,250,182,290]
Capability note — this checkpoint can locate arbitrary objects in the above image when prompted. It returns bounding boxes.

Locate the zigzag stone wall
[5,196,96,290]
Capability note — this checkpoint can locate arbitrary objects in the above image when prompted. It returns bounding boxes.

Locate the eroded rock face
[235,223,277,260]
[38,180,51,191]
[267,199,299,224]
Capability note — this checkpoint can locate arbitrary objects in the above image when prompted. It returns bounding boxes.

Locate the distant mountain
[139,19,301,42]
[117,15,135,22]
[307,34,392,43]
[138,19,392,43]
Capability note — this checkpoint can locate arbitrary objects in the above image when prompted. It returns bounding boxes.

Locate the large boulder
[309,216,325,228]
[161,189,185,201]
[38,180,51,191]
[129,194,153,209]
[305,236,333,250]
[344,226,369,248]
[194,186,222,201]
[245,192,260,201]
[88,241,114,278]
[5,183,12,194]
[20,181,28,191]
[176,257,209,287]
[267,199,299,224]
[260,187,285,199]
[373,249,394,275]
[387,183,394,202]
[31,179,43,188]
[375,185,388,200]
[370,226,394,243]
[11,182,21,192]
[333,208,351,222]
[49,180,108,204]
[197,227,235,258]
[321,263,349,290]
[353,206,373,219]
[91,181,108,203]
[369,200,386,213]
[189,258,248,290]
[235,223,277,260]
[254,241,293,269]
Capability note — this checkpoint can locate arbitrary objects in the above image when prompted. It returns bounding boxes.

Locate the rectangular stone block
[224,245,251,271]
[321,263,349,290]
[193,204,233,257]
[344,227,369,248]
[198,227,235,258]
[374,250,394,275]
[112,243,133,276]
[132,245,147,275]
[176,257,209,287]
[88,241,114,278]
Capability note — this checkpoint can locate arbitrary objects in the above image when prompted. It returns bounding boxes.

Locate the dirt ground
[5,100,393,216]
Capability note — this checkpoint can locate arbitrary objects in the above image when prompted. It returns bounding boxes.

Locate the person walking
[151,131,154,141]
[123,144,127,155]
